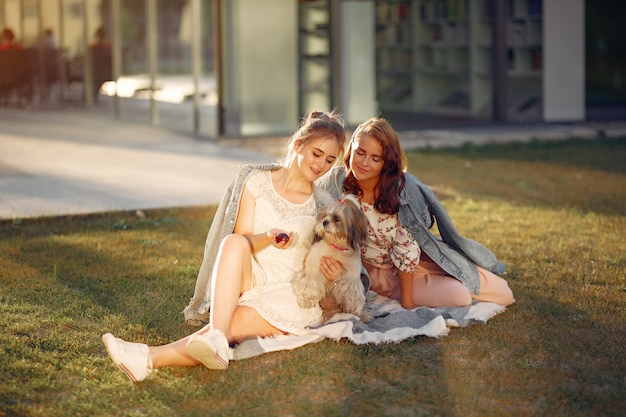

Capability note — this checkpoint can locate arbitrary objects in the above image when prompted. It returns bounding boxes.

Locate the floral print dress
[360,201,420,299]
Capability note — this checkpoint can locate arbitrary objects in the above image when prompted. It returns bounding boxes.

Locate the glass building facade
[2,1,619,138]
[0,0,218,136]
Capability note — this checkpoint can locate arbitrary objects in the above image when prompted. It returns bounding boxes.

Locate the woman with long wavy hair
[317,117,515,309]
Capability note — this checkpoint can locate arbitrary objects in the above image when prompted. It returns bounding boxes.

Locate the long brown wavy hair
[343,117,406,215]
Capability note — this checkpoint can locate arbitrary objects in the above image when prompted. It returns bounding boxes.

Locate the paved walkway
[0,108,273,219]
[1,107,625,220]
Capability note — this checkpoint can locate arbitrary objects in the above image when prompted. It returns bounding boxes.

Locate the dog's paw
[359,310,374,324]
[342,302,373,323]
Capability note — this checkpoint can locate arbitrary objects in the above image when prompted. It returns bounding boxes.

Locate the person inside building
[91,26,111,49]
[90,26,112,101]
[0,28,22,50]
[41,28,56,49]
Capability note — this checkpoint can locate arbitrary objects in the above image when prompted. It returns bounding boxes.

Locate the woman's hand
[320,256,343,282]
[267,229,294,249]
[399,270,417,310]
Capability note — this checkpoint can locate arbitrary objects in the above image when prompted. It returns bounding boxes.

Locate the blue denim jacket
[315,167,506,295]
[184,164,334,322]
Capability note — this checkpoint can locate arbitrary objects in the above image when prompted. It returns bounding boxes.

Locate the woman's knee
[220,233,250,253]
[491,283,515,306]
[476,269,516,306]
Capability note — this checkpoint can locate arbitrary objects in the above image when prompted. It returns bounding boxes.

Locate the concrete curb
[397,122,626,150]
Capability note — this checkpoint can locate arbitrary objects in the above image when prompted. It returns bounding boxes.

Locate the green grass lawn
[1,137,624,417]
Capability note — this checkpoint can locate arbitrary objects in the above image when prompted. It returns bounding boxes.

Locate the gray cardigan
[315,166,506,295]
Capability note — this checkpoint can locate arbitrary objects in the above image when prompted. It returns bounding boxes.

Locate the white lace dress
[237,171,323,334]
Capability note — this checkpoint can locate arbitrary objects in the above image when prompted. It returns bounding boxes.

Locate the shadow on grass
[147,280,624,416]
[500,282,625,416]
[435,137,626,175]
[137,336,455,417]
[0,209,206,339]
[406,137,626,217]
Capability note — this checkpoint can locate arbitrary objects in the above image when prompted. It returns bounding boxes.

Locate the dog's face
[314,196,368,250]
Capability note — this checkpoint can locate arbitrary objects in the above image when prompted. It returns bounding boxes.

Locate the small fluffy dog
[292,195,372,323]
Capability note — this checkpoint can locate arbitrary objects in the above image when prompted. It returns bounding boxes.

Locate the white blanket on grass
[231,294,507,361]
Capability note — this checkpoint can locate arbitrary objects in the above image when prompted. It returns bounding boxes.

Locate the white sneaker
[102,333,154,382]
[186,329,230,370]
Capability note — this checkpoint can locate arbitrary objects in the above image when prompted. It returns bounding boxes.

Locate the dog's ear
[339,196,369,249]
[313,230,324,243]
[316,203,329,222]
[347,204,369,249]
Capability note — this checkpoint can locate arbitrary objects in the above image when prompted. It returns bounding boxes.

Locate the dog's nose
[323,219,329,227]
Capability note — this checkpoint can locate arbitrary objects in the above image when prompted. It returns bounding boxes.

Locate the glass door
[299,0,332,115]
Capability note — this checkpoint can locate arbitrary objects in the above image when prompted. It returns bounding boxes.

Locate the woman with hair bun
[102,111,347,382]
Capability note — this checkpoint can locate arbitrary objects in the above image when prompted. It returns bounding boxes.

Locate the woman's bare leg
[149,327,206,368]
[228,305,284,342]
[146,305,284,369]
[142,234,255,369]
[104,234,284,377]
[209,234,253,334]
